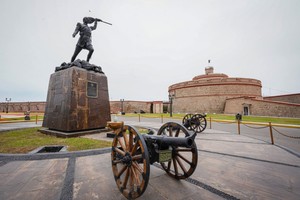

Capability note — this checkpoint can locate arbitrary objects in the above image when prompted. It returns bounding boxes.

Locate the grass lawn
[0,114,44,122]
[0,127,111,154]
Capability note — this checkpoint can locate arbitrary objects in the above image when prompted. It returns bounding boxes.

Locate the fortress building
[168,66,300,118]
[168,66,262,114]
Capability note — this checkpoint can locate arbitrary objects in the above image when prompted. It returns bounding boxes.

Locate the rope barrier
[214,121,236,124]
[272,127,300,139]
[242,123,269,129]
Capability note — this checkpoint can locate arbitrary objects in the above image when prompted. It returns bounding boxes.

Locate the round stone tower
[168,66,262,113]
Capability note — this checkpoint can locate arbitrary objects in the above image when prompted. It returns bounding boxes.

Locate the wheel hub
[121,152,132,166]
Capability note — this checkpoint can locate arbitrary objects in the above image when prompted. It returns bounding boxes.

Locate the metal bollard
[161,114,163,123]
[269,122,274,145]
[237,120,241,135]
[138,114,141,122]
[209,117,212,129]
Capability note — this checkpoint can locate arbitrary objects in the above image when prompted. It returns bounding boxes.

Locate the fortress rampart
[169,67,262,113]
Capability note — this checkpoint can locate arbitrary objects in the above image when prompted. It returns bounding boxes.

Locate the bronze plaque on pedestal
[87,82,98,98]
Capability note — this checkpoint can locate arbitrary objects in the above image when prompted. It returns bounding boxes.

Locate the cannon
[182,113,207,133]
[111,122,198,199]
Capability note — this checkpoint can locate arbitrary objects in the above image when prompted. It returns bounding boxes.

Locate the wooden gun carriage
[182,113,207,133]
[111,122,199,199]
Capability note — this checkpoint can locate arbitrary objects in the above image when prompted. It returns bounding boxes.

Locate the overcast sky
[0,0,299,102]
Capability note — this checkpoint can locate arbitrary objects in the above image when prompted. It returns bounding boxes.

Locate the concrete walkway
[0,121,43,132]
[0,121,300,199]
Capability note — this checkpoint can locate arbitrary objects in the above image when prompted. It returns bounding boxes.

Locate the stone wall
[224,97,300,118]
[0,102,46,113]
[173,95,228,113]
[110,101,152,114]
[153,101,163,113]
[263,93,300,104]
[0,100,164,114]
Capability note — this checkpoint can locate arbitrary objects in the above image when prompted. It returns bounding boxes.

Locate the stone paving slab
[196,133,300,166]
[0,159,68,200]
[193,134,300,200]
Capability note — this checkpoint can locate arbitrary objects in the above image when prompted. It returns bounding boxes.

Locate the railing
[208,117,300,145]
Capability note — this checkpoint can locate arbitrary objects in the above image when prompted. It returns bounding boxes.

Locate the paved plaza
[0,120,300,199]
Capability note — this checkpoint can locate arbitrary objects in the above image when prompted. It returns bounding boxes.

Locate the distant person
[71,17,100,63]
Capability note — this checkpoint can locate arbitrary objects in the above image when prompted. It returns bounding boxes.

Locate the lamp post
[120,99,124,114]
[5,98,11,113]
[168,94,175,117]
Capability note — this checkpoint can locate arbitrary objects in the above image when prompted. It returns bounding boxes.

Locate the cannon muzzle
[143,131,196,148]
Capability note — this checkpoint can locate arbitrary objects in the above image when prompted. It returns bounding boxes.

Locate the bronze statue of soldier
[71,17,112,63]
[71,17,99,63]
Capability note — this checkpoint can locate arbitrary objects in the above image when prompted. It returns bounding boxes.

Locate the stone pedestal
[42,66,111,132]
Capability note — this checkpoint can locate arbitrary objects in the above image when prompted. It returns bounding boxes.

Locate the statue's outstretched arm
[91,20,98,31]
[72,23,81,37]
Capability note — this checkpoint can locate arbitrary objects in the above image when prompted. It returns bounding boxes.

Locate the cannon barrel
[143,131,196,148]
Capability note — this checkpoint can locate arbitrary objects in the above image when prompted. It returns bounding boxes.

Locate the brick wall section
[0,101,162,114]
[173,96,227,113]
[153,101,163,113]
[224,97,300,118]
[110,101,152,114]
[263,93,300,104]
[0,102,46,113]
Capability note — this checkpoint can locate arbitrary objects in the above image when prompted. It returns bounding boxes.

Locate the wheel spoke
[131,166,141,186]
[132,161,143,174]
[173,157,178,176]
[131,141,139,155]
[176,152,192,165]
[112,159,123,165]
[116,165,127,178]
[129,167,134,188]
[129,131,133,152]
[132,154,142,161]
[167,160,172,171]
[113,147,126,156]
[123,131,129,151]
[122,168,130,189]
[175,156,187,175]
[168,126,173,137]
[175,128,180,137]
[118,137,126,152]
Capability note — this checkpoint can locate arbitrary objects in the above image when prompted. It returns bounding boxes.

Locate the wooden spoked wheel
[111,125,150,199]
[190,114,207,133]
[157,122,198,179]
[182,114,193,130]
